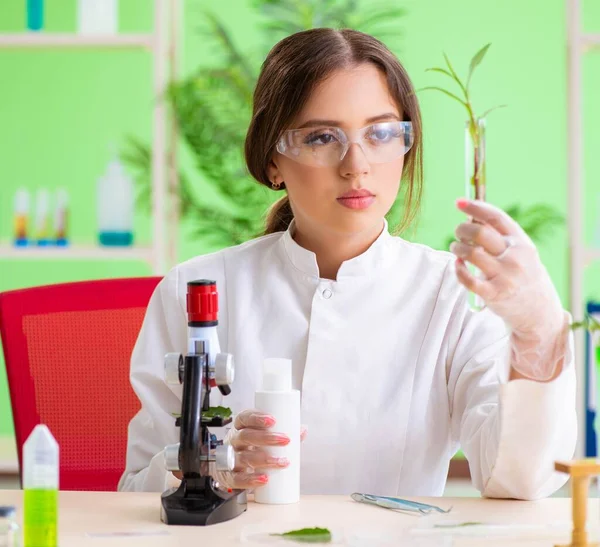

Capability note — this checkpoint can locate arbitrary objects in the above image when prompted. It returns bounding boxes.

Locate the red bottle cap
[187,280,218,325]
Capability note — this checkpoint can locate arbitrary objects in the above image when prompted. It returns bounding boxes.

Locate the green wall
[1,0,599,438]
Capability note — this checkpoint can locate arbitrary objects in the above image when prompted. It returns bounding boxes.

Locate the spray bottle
[23,425,59,547]
[254,358,300,504]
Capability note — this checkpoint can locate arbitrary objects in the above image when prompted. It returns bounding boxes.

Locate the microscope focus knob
[214,353,235,385]
[164,443,180,472]
[215,444,235,472]
[165,353,183,385]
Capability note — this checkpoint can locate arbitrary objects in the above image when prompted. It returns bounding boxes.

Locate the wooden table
[0,490,594,546]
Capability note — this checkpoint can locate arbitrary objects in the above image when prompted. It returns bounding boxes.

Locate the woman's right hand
[217,409,295,489]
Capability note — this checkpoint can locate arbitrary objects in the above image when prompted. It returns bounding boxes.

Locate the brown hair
[244,28,423,235]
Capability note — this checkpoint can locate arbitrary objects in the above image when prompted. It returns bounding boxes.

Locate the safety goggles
[275,121,414,167]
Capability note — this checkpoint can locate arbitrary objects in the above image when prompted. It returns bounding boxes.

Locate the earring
[271,180,283,190]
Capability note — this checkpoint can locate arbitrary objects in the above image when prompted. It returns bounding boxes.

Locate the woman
[119,28,575,499]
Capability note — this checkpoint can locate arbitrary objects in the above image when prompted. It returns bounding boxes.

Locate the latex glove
[215,409,307,490]
[450,198,569,381]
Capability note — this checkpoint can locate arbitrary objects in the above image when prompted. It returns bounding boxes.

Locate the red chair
[0,276,161,491]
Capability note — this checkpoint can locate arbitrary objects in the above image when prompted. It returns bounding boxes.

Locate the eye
[304,131,339,146]
[367,125,398,143]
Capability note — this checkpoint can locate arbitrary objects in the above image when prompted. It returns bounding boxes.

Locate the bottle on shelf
[53,188,69,247]
[77,0,119,35]
[97,148,134,247]
[34,189,51,247]
[13,188,30,247]
[26,0,44,31]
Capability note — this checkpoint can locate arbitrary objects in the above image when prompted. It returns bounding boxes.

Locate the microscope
[160,279,248,525]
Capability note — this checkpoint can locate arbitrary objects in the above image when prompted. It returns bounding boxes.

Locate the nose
[339,142,370,179]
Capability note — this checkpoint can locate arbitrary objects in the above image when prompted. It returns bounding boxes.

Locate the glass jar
[0,506,20,547]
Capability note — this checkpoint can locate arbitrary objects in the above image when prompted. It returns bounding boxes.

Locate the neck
[292,219,385,280]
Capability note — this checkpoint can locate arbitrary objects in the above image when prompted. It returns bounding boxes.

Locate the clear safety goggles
[275,121,414,167]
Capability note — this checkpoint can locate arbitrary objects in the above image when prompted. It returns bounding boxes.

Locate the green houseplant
[123,0,408,248]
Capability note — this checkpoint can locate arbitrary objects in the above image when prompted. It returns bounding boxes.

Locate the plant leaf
[418,86,469,111]
[203,406,233,419]
[443,53,468,100]
[479,104,508,119]
[272,527,332,544]
[466,43,491,92]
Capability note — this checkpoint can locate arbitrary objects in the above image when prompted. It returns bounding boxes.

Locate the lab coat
[118,220,577,499]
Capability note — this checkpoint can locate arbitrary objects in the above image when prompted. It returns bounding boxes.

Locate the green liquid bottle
[23,425,59,547]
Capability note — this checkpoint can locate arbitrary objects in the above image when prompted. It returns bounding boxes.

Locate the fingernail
[273,434,290,445]
[456,198,469,208]
[256,474,269,484]
[260,415,276,427]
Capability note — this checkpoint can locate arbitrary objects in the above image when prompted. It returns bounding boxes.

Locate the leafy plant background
[122,0,563,251]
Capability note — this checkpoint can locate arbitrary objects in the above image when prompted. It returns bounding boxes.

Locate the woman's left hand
[450,198,568,380]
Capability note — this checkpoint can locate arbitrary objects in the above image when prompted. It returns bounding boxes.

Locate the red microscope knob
[187,280,218,326]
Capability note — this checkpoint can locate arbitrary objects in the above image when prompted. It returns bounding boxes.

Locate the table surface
[0,490,594,546]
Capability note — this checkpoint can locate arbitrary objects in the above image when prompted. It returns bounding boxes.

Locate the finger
[222,470,269,490]
[230,428,290,451]
[300,425,308,442]
[455,258,494,301]
[234,409,276,430]
[455,221,507,256]
[456,198,526,238]
[450,241,500,279]
[234,449,290,471]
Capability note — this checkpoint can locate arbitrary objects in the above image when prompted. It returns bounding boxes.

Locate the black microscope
[160,279,247,525]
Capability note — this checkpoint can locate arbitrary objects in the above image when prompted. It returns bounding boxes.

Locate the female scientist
[119,28,576,499]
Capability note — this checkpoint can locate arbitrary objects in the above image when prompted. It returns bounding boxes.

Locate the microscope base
[160,482,248,526]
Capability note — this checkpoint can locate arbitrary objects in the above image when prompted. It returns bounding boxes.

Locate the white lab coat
[118,220,577,499]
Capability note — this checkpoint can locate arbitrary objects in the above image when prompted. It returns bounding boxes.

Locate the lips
[338,189,375,199]
[336,188,376,210]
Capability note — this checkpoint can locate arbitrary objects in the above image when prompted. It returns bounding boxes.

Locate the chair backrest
[0,276,161,491]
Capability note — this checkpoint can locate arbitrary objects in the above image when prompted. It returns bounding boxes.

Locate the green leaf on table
[271,527,332,543]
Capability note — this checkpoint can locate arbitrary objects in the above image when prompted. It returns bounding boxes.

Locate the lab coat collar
[281,218,393,280]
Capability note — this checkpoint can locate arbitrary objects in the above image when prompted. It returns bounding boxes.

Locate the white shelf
[0,33,154,50]
[0,243,154,262]
[583,33,600,50]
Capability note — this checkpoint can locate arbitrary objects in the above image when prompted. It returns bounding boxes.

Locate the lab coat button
[322,288,333,299]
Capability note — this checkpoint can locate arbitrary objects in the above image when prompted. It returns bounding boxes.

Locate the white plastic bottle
[97,151,134,247]
[23,425,59,547]
[77,0,118,35]
[254,358,300,504]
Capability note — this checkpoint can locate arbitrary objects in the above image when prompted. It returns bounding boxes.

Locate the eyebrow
[296,113,401,129]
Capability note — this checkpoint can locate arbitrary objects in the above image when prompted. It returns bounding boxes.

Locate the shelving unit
[567,0,600,458]
[0,0,181,275]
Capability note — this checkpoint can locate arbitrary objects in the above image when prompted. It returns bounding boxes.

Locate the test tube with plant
[421,43,506,206]
[421,44,506,309]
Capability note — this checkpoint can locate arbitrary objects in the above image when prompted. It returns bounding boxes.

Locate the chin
[325,209,384,236]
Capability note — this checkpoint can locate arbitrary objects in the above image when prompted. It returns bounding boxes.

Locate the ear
[267,157,283,186]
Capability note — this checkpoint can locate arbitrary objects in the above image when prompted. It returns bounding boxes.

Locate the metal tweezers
[351,493,452,515]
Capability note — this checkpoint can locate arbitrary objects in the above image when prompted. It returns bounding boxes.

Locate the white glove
[450,198,569,381]
[214,409,306,490]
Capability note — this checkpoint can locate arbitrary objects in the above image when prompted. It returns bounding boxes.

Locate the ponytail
[264,195,294,234]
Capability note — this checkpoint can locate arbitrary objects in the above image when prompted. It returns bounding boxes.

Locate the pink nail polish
[260,415,276,427]
[456,198,469,208]
[274,435,290,445]
[277,458,290,467]
[257,474,269,484]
